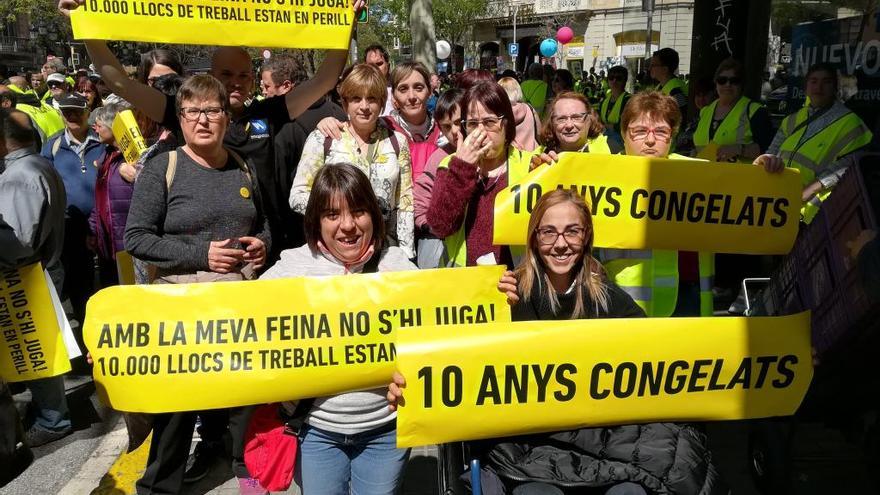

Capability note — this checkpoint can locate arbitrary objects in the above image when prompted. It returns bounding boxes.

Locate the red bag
[243,404,298,492]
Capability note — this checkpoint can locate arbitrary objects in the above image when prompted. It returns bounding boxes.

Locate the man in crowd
[30,72,46,98]
[261,54,346,250]
[0,108,71,447]
[365,43,395,115]
[41,94,103,340]
[650,47,688,116]
[45,73,71,109]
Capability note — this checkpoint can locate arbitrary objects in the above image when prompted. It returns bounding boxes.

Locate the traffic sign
[508,43,519,56]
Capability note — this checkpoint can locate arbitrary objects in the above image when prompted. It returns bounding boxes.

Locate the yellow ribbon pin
[240,187,250,199]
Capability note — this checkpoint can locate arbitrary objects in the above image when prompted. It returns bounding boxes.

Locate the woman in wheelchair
[389,189,724,494]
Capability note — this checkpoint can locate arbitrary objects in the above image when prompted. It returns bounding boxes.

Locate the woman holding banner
[263,163,415,495]
[428,81,534,267]
[389,189,722,494]
[124,74,270,495]
[290,63,415,258]
[529,92,613,169]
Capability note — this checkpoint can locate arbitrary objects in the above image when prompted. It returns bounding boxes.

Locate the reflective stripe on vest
[778,105,872,223]
[693,97,760,152]
[439,147,533,267]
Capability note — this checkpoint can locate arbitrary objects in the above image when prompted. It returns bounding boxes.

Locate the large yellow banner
[71,0,354,49]
[396,312,813,447]
[493,153,802,254]
[0,264,72,382]
[83,266,508,413]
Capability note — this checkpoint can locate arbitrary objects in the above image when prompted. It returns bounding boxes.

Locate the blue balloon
[539,38,558,57]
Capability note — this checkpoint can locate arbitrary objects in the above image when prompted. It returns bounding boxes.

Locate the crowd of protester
[0,0,875,491]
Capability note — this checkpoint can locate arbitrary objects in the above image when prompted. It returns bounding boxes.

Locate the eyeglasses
[47,82,64,88]
[179,106,226,122]
[536,227,587,245]
[462,115,505,131]
[627,126,672,142]
[552,112,589,126]
[715,76,741,86]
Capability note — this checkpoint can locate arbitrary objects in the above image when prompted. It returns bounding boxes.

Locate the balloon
[539,38,558,58]
[436,40,451,60]
[556,26,574,44]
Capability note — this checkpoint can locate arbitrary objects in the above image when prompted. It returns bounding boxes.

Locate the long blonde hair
[515,189,608,318]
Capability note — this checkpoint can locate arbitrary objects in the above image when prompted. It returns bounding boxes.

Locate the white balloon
[436,40,451,60]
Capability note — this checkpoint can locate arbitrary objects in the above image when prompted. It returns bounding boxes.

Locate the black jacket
[478,279,724,494]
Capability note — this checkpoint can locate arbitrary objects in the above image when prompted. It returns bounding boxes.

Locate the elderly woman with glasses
[693,58,773,162]
[427,81,535,267]
[528,92,612,169]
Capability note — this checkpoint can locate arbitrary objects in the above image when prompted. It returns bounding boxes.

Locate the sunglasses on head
[716,76,741,85]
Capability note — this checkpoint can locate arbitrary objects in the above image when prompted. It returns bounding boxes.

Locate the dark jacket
[479,279,724,494]
[89,148,134,259]
[41,130,104,219]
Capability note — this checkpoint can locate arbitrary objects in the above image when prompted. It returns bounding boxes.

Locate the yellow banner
[70,0,354,49]
[115,251,136,286]
[83,266,508,413]
[396,312,813,447]
[0,264,72,382]
[111,110,147,164]
[493,153,802,254]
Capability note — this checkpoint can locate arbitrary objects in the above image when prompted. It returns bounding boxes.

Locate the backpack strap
[280,398,315,436]
[227,149,253,186]
[165,150,178,190]
[323,135,333,160]
[379,118,401,157]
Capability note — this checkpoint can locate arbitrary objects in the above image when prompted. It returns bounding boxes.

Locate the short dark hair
[261,55,308,86]
[364,44,389,63]
[0,88,16,106]
[806,62,839,89]
[608,65,628,81]
[454,69,494,91]
[461,81,516,147]
[152,73,185,97]
[434,88,463,122]
[2,108,36,146]
[653,47,680,74]
[303,164,386,254]
[714,58,744,83]
[552,69,575,91]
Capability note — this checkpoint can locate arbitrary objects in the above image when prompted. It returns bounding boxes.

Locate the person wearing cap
[45,73,71,110]
[41,93,105,346]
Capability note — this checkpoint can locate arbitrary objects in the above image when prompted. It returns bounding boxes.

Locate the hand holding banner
[493,153,802,254]
[396,312,813,448]
[83,266,509,413]
[71,0,356,49]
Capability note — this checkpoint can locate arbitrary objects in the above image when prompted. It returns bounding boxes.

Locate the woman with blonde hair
[291,63,414,257]
[498,76,541,152]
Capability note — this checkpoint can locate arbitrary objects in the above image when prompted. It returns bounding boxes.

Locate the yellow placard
[695,143,719,161]
[70,0,355,50]
[493,153,802,254]
[115,251,136,286]
[396,312,813,448]
[111,110,147,164]
[83,266,509,413]
[0,264,72,382]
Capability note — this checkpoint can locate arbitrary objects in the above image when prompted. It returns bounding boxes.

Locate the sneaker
[237,477,269,495]
[24,425,72,447]
[183,443,218,483]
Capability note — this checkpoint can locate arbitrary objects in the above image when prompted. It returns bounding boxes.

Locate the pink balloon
[556,26,574,45]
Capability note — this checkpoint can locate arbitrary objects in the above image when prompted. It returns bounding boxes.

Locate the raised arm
[59,0,167,122]
[282,0,365,120]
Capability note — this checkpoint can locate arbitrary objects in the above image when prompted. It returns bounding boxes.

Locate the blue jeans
[296,423,410,495]
[28,375,70,431]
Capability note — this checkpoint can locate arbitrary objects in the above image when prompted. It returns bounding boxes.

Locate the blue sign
[508,43,519,56]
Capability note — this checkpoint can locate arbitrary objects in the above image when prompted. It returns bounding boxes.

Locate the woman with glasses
[428,81,535,267]
[124,74,270,495]
[389,190,722,495]
[693,58,773,162]
[598,65,631,149]
[528,92,612,170]
[291,63,414,258]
